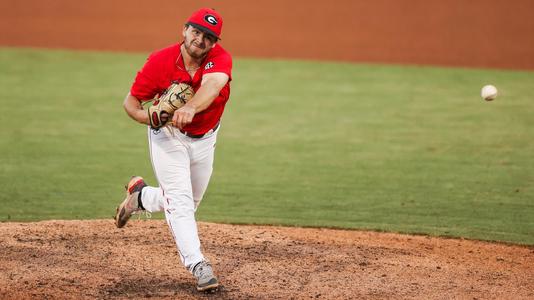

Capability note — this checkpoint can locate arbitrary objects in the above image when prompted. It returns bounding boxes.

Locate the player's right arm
[125,49,167,126]
[123,93,150,125]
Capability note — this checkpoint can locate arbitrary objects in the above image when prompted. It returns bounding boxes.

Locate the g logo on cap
[204,15,218,25]
[187,8,223,38]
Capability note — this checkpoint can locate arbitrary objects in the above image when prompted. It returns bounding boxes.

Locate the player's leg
[139,185,165,212]
[147,128,205,268]
[138,128,172,213]
[188,130,219,291]
[143,127,219,292]
[143,127,218,212]
[190,130,218,210]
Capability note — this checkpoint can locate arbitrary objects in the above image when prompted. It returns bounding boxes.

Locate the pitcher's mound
[0,220,532,299]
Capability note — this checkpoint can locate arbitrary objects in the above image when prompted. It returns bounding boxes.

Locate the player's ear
[207,35,218,49]
[182,25,188,38]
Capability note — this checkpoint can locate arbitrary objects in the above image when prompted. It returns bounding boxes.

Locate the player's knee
[164,192,195,214]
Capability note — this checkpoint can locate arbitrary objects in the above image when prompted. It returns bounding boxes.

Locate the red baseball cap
[186,8,223,40]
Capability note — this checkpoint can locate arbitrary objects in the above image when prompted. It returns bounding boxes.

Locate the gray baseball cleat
[114,176,147,228]
[192,260,219,292]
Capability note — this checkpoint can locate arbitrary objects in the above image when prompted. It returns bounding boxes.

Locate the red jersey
[130,43,232,135]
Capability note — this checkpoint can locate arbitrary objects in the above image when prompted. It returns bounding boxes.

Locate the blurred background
[1,0,534,69]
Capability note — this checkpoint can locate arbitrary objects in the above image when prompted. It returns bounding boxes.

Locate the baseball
[481,84,498,101]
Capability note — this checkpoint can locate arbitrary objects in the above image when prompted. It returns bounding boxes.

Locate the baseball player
[114,8,232,292]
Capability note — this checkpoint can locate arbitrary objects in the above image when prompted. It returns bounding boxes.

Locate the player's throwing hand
[173,105,196,129]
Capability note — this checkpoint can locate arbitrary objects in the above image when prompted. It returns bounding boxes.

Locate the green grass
[1,47,533,245]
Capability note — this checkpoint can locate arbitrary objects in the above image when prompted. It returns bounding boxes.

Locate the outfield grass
[1,47,533,244]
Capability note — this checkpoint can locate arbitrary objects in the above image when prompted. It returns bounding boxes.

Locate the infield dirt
[0,220,532,299]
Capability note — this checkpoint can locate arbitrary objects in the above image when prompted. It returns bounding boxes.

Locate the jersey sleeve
[203,50,232,80]
[130,53,163,101]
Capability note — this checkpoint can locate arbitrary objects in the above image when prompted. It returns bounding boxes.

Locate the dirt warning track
[0,0,533,69]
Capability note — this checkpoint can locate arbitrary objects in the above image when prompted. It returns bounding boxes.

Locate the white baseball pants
[139,125,218,270]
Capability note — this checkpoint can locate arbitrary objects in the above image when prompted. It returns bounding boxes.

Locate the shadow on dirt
[99,277,235,299]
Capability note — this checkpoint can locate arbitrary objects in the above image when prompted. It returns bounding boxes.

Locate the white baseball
[481,85,498,101]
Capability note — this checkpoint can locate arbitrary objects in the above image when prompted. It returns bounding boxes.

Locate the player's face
[182,25,217,59]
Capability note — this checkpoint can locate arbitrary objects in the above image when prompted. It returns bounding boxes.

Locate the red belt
[180,121,220,138]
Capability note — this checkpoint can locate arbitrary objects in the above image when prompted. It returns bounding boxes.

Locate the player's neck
[180,44,204,71]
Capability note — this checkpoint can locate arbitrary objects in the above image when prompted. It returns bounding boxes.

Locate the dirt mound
[0,220,532,299]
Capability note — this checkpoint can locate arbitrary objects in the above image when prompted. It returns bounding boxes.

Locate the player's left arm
[172,72,229,129]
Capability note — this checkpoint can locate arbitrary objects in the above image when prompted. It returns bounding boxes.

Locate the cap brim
[186,22,221,40]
